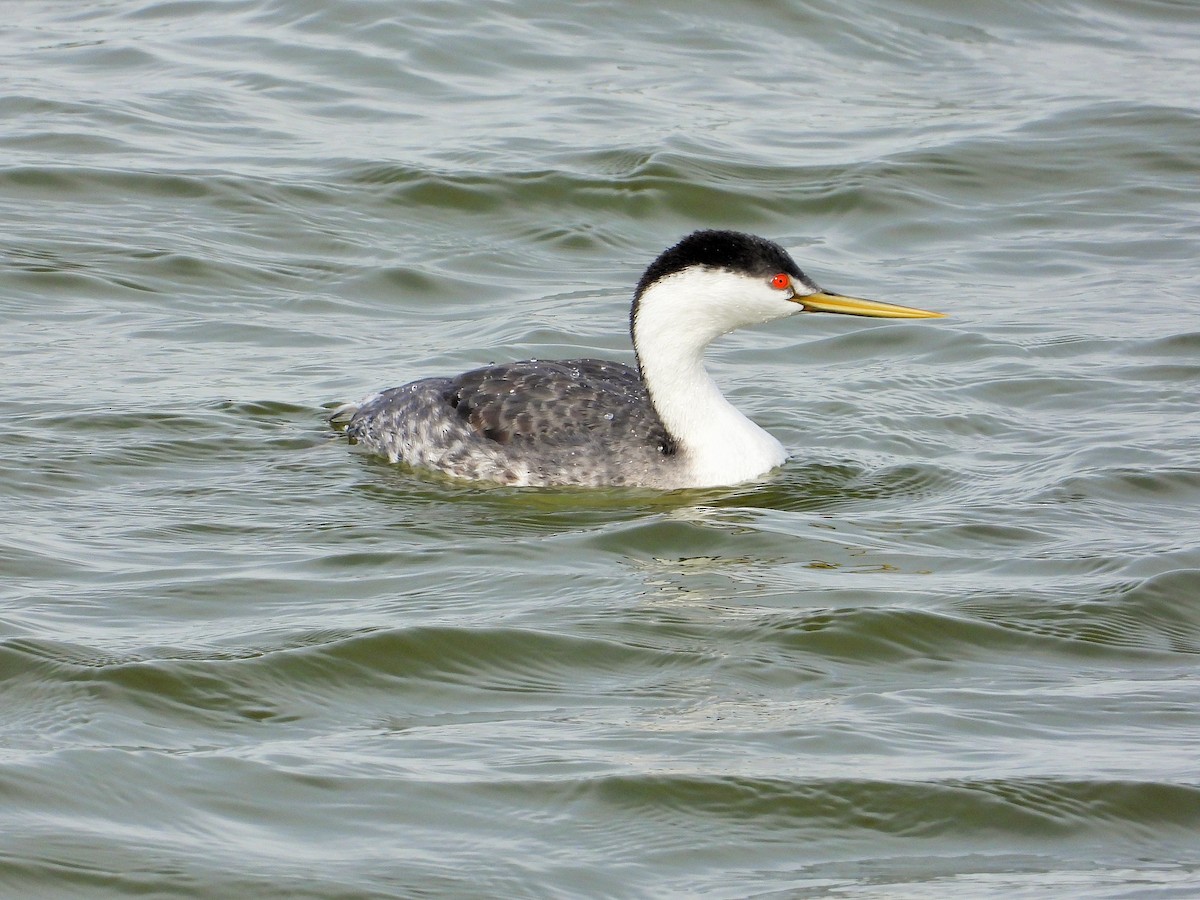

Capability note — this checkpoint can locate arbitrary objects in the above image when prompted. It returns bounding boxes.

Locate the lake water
[3,0,1199,896]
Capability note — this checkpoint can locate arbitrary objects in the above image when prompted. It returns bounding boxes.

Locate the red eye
[771,273,791,290]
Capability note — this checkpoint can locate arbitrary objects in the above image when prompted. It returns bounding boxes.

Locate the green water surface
[3,0,1200,896]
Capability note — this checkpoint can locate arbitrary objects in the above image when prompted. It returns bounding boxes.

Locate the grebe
[332,230,942,489]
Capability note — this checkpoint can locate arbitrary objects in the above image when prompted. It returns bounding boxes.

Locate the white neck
[633,272,789,488]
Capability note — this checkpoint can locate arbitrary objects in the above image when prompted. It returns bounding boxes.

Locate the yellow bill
[797,291,945,319]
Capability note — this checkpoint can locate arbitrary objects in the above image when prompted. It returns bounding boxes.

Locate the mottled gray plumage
[340,358,678,487]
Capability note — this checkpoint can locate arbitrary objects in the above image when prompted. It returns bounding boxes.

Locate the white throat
[632,269,793,487]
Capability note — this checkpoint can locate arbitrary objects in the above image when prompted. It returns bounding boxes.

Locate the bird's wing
[445,359,675,452]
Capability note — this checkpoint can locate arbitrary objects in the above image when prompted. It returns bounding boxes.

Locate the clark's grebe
[331,230,943,489]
